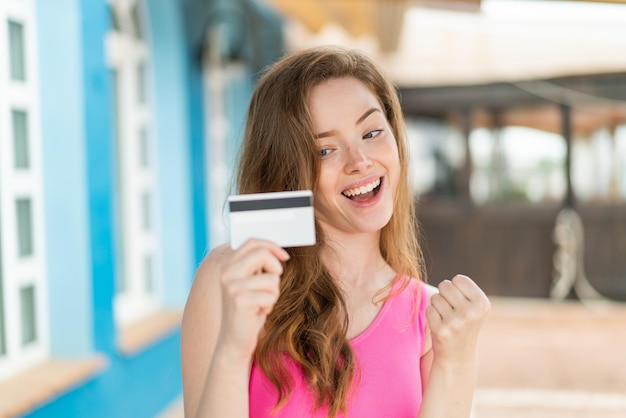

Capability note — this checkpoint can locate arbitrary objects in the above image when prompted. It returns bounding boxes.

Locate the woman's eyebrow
[315,130,337,140]
[356,108,381,125]
[314,108,382,139]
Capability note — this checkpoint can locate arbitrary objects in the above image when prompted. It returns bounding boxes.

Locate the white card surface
[228,190,316,249]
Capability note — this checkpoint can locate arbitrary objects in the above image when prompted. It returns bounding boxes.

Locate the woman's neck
[320,230,394,292]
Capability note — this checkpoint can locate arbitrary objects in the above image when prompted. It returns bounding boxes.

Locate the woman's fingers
[231,238,290,263]
[215,239,291,360]
[224,273,281,301]
[427,275,491,362]
[451,274,488,305]
[226,274,282,313]
[223,249,284,280]
[221,240,287,312]
[429,292,454,319]
[435,275,490,318]
[226,239,290,277]
[427,277,471,324]
[437,279,467,309]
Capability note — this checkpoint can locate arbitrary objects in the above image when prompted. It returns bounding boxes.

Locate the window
[407,108,568,206]
[202,34,252,248]
[406,117,466,200]
[12,109,29,169]
[8,19,26,81]
[0,0,49,382]
[572,122,626,203]
[106,0,161,326]
[469,126,566,205]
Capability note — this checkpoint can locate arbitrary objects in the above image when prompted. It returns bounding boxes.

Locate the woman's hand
[181,239,289,418]
[426,275,490,365]
[215,239,290,362]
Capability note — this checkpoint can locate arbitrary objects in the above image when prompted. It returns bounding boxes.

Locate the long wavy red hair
[236,46,425,416]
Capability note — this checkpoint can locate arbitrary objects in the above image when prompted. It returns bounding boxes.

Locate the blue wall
[145,0,195,307]
[28,0,191,416]
[24,0,283,415]
[26,334,181,418]
[79,0,117,357]
[37,0,93,357]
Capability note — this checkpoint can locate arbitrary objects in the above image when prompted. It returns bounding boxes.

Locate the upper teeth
[343,178,381,197]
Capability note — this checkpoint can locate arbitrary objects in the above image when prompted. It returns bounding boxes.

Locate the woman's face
[307,77,400,241]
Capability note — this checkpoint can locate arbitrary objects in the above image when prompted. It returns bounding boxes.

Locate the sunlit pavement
[473,297,626,418]
[158,297,626,418]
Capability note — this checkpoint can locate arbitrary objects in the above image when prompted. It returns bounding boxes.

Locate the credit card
[228,190,316,249]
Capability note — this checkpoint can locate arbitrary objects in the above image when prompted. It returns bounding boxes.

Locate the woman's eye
[363,129,382,140]
[320,148,332,157]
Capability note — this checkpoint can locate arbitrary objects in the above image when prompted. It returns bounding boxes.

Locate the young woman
[181,46,490,418]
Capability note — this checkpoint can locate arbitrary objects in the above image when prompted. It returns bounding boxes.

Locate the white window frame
[0,0,49,382]
[203,30,248,249]
[105,0,162,326]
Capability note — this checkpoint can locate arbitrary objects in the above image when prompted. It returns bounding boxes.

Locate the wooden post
[459,108,473,206]
[561,104,574,208]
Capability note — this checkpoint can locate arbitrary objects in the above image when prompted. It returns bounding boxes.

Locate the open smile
[341,177,383,201]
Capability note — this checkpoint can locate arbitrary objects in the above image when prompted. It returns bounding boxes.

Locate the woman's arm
[418,275,490,418]
[180,241,289,418]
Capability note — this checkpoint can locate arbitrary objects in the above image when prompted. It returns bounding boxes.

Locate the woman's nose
[345,145,373,173]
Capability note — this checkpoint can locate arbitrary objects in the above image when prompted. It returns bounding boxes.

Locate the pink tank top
[249,278,428,417]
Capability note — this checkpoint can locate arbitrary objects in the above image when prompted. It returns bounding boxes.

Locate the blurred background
[0,0,625,417]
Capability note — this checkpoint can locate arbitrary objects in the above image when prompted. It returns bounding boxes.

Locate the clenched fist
[426,275,491,364]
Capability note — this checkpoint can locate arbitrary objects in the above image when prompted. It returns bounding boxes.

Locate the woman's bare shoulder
[196,243,231,281]
[181,243,232,417]
[182,243,231,328]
